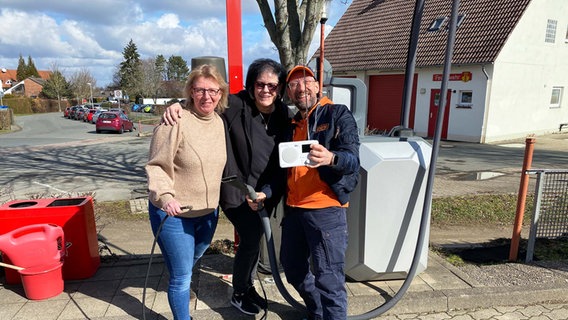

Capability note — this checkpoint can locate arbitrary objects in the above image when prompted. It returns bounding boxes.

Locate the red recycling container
[0,197,100,283]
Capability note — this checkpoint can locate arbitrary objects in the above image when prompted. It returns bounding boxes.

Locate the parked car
[68,105,82,119]
[64,106,72,118]
[75,107,89,120]
[91,108,108,124]
[143,105,155,113]
[96,112,134,134]
[85,109,97,122]
[109,108,127,115]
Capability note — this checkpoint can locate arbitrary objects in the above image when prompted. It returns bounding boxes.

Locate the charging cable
[142,214,168,320]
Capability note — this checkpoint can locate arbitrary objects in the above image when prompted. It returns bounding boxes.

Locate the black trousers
[224,202,264,294]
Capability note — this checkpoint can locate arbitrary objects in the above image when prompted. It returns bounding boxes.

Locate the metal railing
[525,169,568,262]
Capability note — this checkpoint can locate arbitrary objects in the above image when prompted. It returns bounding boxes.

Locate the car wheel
[119,126,124,134]
[96,129,101,133]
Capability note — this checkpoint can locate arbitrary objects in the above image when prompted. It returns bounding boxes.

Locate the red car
[85,109,97,122]
[95,112,134,134]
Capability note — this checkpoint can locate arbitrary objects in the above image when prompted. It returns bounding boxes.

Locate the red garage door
[367,74,417,133]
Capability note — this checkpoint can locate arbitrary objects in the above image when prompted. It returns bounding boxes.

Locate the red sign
[433,71,472,82]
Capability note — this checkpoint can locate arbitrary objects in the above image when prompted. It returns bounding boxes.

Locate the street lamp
[87,82,93,107]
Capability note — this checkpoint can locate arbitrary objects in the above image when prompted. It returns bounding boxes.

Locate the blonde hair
[184,64,229,114]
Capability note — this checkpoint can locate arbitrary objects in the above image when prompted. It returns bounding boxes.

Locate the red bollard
[509,137,535,261]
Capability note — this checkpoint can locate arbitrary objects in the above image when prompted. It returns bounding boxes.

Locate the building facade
[324,0,568,142]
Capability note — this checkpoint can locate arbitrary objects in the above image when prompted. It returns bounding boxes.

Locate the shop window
[457,90,472,108]
[550,87,563,108]
[545,19,557,43]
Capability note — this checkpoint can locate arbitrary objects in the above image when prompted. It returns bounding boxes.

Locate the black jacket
[289,100,360,205]
[220,90,292,211]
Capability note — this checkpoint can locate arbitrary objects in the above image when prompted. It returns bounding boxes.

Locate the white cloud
[0,1,349,87]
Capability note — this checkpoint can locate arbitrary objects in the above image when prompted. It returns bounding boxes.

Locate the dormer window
[447,14,466,30]
[428,14,466,32]
[428,17,447,32]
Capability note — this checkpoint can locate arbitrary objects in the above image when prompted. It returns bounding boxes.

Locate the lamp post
[318,0,331,98]
[87,82,93,107]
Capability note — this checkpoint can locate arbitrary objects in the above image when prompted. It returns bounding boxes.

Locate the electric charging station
[345,136,431,281]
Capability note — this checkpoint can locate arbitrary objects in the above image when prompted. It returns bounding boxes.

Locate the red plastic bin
[0,197,100,283]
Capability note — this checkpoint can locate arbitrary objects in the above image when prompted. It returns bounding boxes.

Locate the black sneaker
[231,292,260,315]
[247,286,268,310]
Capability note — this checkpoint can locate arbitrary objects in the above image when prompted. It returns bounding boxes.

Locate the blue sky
[0,0,350,88]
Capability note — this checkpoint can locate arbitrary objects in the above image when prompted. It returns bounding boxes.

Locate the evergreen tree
[26,55,40,78]
[16,54,26,81]
[155,55,167,81]
[166,55,189,82]
[118,39,142,97]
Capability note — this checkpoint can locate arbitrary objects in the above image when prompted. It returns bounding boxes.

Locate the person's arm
[145,123,185,216]
[162,102,184,125]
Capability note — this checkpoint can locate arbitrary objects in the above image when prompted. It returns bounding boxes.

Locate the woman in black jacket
[164,58,291,315]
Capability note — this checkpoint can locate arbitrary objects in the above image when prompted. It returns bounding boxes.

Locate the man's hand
[307,143,335,168]
[162,102,184,125]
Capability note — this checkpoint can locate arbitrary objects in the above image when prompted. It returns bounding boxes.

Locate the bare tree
[256,0,328,69]
[139,57,163,104]
[69,69,96,105]
[42,62,69,112]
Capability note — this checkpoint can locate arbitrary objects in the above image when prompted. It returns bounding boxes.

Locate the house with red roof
[0,68,52,98]
[323,0,567,142]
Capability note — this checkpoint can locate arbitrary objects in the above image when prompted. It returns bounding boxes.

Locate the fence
[525,169,568,262]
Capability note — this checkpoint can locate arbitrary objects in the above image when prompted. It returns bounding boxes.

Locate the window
[428,17,447,32]
[545,19,557,43]
[446,14,466,30]
[457,90,473,108]
[565,25,568,43]
[550,87,563,108]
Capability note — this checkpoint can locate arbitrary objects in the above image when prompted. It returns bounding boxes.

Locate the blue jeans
[149,202,218,320]
[280,206,348,320]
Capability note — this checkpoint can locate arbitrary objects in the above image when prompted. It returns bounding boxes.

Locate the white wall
[485,0,568,142]
[413,66,489,142]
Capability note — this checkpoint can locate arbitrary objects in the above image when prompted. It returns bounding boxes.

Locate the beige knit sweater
[146,109,226,218]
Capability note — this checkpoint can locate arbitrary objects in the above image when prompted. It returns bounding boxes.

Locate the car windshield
[100,113,117,119]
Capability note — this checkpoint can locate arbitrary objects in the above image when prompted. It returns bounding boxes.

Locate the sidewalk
[1,206,567,320]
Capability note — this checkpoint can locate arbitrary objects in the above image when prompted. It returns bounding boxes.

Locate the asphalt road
[1,112,567,203]
[0,112,151,202]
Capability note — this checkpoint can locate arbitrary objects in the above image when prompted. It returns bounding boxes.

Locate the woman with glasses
[146,64,228,320]
[163,58,292,315]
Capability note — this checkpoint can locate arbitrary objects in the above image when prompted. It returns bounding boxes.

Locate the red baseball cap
[286,65,315,82]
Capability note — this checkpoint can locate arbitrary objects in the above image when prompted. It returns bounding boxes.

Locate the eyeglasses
[193,87,221,97]
[255,82,279,91]
[287,79,317,90]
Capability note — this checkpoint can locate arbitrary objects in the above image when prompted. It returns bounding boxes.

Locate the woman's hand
[162,102,184,125]
[246,192,267,211]
[163,200,186,216]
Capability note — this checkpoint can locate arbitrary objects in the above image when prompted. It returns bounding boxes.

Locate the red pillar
[226,0,244,94]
